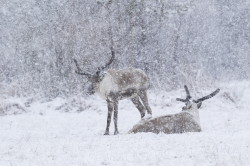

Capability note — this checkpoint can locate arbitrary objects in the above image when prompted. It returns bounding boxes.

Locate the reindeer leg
[139,90,152,116]
[104,100,114,135]
[113,100,119,135]
[131,96,146,118]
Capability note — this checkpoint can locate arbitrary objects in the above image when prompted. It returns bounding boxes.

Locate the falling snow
[0,0,250,165]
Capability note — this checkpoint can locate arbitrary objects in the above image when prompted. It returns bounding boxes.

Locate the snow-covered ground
[1,81,250,166]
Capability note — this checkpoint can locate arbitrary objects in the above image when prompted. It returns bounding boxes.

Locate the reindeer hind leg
[139,90,152,116]
[131,96,146,118]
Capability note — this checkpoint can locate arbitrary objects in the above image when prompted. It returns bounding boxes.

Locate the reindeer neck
[185,103,200,124]
[96,73,118,100]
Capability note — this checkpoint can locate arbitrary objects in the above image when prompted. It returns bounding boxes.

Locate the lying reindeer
[129,85,220,134]
[74,51,152,135]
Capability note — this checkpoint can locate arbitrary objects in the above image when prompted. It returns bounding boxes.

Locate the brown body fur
[129,112,201,134]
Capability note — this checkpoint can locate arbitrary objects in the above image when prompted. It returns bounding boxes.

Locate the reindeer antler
[184,85,191,100]
[176,85,192,103]
[96,27,115,75]
[99,53,115,71]
[96,49,115,75]
[176,85,220,109]
[73,59,93,78]
[193,88,220,103]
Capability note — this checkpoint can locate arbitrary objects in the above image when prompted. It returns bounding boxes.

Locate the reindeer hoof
[114,130,119,135]
[104,132,109,135]
[141,113,146,119]
[142,114,152,120]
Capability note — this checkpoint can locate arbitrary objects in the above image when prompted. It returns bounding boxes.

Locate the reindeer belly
[118,88,138,100]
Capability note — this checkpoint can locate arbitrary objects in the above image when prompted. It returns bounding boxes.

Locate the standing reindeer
[129,85,220,134]
[74,53,152,135]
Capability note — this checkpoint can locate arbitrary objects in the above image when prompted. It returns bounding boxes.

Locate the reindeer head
[74,53,115,95]
[176,85,220,111]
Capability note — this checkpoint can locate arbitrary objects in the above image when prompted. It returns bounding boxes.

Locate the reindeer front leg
[104,100,114,135]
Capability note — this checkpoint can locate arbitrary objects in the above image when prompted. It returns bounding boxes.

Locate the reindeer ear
[96,68,101,75]
[197,102,202,109]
